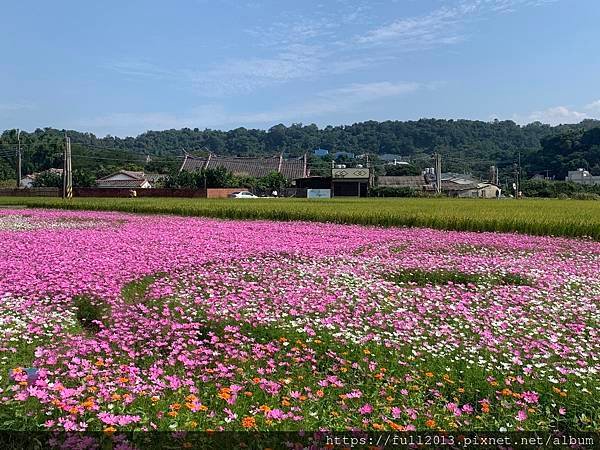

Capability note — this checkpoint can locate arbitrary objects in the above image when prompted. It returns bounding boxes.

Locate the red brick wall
[0,188,60,197]
[73,188,208,198]
[1,187,245,199]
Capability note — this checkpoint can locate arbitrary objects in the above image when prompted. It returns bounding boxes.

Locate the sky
[1,0,599,137]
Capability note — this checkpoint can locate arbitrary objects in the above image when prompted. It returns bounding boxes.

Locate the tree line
[1,119,599,185]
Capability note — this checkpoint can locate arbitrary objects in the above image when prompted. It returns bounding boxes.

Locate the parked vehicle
[228,191,259,199]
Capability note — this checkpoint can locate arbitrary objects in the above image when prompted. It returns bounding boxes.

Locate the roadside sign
[307,189,331,199]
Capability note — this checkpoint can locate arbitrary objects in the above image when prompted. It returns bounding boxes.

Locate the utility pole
[513,151,521,199]
[16,129,21,188]
[63,134,73,199]
[434,152,442,194]
[517,151,521,199]
[366,154,374,188]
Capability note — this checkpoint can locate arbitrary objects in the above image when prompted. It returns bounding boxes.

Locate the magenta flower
[359,403,373,415]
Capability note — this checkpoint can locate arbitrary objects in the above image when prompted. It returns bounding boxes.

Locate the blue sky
[1,0,599,137]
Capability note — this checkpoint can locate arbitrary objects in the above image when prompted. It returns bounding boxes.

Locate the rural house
[441,174,500,198]
[20,168,64,188]
[96,170,163,189]
[377,175,433,191]
[179,154,308,180]
[331,167,370,197]
[566,168,600,185]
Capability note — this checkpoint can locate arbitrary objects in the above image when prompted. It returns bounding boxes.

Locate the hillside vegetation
[1,119,600,182]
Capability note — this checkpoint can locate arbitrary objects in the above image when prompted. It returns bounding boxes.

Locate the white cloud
[585,100,600,113]
[0,102,35,112]
[188,45,324,96]
[355,0,558,48]
[237,81,425,124]
[75,80,428,136]
[355,5,469,47]
[514,103,599,126]
[104,0,560,98]
[104,60,176,80]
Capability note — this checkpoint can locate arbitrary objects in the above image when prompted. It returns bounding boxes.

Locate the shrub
[368,186,417,197]
[571,192,600,201]
[383,268,531,286]
[72,295,110,332]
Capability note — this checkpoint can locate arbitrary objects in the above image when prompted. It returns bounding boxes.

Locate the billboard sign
[307,189,331,199]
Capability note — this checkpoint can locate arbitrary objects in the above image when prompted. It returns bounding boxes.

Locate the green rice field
[1,196,599,239]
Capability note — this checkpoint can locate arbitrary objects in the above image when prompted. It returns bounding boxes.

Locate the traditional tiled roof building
[96,170,163,188]
[179,154,308,180]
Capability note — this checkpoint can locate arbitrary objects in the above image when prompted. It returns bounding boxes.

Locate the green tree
[255,171,287,195]
[73,168,96,187]
[384,164,421,176]
[33,171,62,188]
[0,158,15,181]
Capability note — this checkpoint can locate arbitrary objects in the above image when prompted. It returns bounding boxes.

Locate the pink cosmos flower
[267,409,284,420]
[522,391,539,404]
[359,403,373,415]
[516,410,528,422]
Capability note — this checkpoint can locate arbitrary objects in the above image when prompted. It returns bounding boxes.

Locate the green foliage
[255,171,287,195]
[526,126,600,178]
[3,120,600,183]
[521,179,600,198]
[368,186,418,197]
[32,171,62,188]
[0,158,15,180]
[72,295,110,333]
[121,275,158,304]
[571,192,600,201]
[0,179,16,188]
[164,167,288,193]
[383,268,531,286]
[384,164,420,176]
[73,168,96,187]
[165,166,239,189]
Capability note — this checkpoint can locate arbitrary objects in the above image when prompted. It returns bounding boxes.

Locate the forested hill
[1,118,600,180]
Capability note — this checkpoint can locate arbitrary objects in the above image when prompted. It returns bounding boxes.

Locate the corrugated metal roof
[377,176,428,188]
[441,180,479,191]
[180,154,307,180]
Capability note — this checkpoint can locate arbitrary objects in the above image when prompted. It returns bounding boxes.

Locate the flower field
[1,208,599,435]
